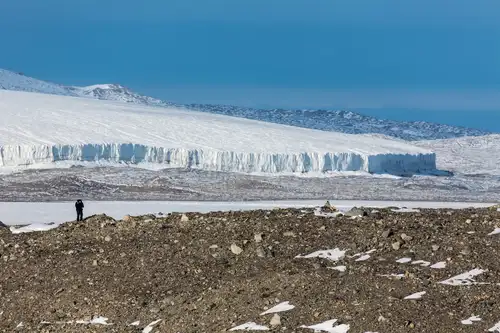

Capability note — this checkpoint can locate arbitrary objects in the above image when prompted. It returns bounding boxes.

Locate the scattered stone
[283,231,295,237]
[465,219,472,224]
[104,236,112,242]
[270,314,281,327]
[180,214,189,222]
[123,215,132,222]
[254,233,263,242]
[392,241,402,250]
[345,207,369,217]
[382,229,393,238]
[230,244,243,255]
[401,234,413,241]
[432,245,440,251]
[321,200,337,212]
[256,247,266,258]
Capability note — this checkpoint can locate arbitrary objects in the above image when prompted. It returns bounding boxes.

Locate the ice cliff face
[0,69,490,141]
[0,90,436,176]
[0,144,436,175]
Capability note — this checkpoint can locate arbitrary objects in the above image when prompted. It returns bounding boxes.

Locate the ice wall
[0,143,437,175]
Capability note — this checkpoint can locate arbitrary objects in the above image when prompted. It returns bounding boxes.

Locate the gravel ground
[1,167,500,202]
[1,206,500,332]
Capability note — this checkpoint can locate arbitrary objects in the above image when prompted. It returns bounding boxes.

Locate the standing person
[75,199,84,221]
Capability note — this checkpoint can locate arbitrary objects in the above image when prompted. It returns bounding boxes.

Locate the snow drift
[0,90,436,175]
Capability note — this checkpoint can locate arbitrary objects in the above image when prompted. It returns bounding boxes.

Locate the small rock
[283,231,295,237]
[254,233,263,243]
[382,229,393,238]
[180,214,189,222]
[104,236,111,242]
[392,241,401,250]
[432,245,440,251]
[270,314,281,327]
[401,233,413,241]
[209,245,219,249]
[230,244,243,255]
[123,215,132,222]
[92,260,98,266]
[465,219,472,224]
[256,247,266,258]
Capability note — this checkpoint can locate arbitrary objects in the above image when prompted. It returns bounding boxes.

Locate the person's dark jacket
[75,200,84,211]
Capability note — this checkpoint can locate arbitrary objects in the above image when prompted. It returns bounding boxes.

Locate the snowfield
[0,90,436,175]
[415,134,500,175]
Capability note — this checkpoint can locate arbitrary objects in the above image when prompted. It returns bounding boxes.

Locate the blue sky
[1,0,500,130]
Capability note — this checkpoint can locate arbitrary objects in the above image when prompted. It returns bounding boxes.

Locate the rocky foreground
[1,206,500,333]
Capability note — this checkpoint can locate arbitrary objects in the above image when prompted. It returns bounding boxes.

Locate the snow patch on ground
[230,322,269,331]
[142,319,161,333]
[296,249,347,262]
[396,257,412,264]
[430,261,447,269]
[439,269,487,286]
[300,319,350,333]
[411,260,431,267]
[404,291,426,300]
[329,265,347,272]
[489,321,500,332]
[489,228,500,236]
[461,316,482,325]
[260,302,295,315]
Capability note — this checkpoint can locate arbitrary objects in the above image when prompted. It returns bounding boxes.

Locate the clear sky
[1,0,500,130]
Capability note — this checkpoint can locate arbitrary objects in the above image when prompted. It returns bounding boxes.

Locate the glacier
[0,90,437,175]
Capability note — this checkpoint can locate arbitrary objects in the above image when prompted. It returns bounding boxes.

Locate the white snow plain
[0,90,436,175]
[1,200,495,228]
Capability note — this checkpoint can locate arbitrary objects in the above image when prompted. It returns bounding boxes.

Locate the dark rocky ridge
[1,206,500,332]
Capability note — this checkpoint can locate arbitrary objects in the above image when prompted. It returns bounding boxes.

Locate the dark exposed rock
[0,207,499,332]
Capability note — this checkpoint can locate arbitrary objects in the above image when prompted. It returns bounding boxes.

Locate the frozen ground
[1,199,494,227]
[0,166,499,203]
[0,90,435,175]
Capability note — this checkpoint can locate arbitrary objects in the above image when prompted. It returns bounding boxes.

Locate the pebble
[230,244,243,255]
[270,314,281,327]
[283,231,295,237]
[254,233,263,243]
[432,245,440,251]
[392,241,402,250]
[104,236,111,242]
[256,247,266,258]
[401,234,413,241]
[382,229,393,238]
[180,214,189,222]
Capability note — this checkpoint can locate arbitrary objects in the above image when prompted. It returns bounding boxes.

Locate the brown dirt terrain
[1,206,500,333]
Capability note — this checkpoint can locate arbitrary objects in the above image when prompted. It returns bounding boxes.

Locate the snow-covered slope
[70,84,168,106]
[0,69,74,96]
[0,69,490,141]
[0,90,436,175]
[415,135,500,175]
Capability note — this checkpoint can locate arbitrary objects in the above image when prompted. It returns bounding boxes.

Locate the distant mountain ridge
[0,68,491,141]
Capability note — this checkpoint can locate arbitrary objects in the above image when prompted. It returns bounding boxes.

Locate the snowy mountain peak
[71,83,165,105]
[0,68,492,141]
